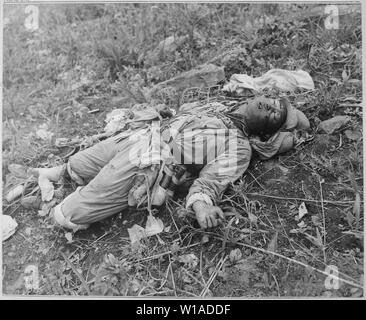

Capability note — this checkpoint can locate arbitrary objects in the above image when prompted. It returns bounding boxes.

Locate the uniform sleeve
[186,137,252,210]
[249,131,295,160]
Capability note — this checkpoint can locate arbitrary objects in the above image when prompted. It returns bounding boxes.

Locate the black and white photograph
[1,1,364,299]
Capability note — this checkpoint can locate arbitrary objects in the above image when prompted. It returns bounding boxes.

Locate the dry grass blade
[60,251,91,295]
[199,254,228,297]
[222,216,236,250]
[353,192,361,230]
[246,193,358,205]
[168,255,177,296]
[319,178,327,264]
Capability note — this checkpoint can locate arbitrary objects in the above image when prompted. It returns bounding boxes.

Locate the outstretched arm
[186,137,252,229]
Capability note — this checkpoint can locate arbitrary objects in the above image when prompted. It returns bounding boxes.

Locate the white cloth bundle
[223,69,315,94]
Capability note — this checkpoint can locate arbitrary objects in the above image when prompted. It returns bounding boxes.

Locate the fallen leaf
[38,210,46,217]
[311,215,322,227]
[216,269,228,281]
[299,153,306,161]
[201,234,209,244]
[304,229,323,249]
[298,202,308,220]
[127,224,146,244]
[24,265,39,291]
[145,215,164,237]
[182,271,193,284]
[342,69,349,82]
[208,266,215,276]
[130,279,142,293]
[170,241,180,253]
[178,253,198,269]
[104,253,118,266]
[278,164,289,174]
[345,129,361,141]
[2,215,18,241]
[65,232,73,243]
[5,185,25,202]
[229,248,242,263]
[247,212,258,226]
[176,208,187,219]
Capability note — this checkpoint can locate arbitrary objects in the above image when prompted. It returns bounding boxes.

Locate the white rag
[2,215,18,241]
[223,69,315,94]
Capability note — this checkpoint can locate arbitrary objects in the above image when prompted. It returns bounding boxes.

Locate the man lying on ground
[26,96,310,231]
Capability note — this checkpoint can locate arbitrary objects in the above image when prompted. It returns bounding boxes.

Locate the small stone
[318,116,350,134]
[201,234,209,244]
[344,129,361,141]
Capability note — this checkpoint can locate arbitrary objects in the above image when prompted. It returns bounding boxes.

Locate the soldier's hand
[192,201,225,229]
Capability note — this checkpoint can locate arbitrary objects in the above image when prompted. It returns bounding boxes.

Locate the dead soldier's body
[28,96,310,231]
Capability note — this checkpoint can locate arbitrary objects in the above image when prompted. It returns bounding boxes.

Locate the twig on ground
[246,193,357,205]
[135,242,200,263]
[88,109,100,114]
[89,232,111,246]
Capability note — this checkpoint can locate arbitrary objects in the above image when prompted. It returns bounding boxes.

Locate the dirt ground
[2,4,363,297]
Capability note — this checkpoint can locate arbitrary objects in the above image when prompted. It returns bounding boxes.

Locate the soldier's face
[250,97,284,121]
[239,97,287,134]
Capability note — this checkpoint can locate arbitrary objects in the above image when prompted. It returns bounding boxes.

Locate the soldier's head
[235,96,310,136]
